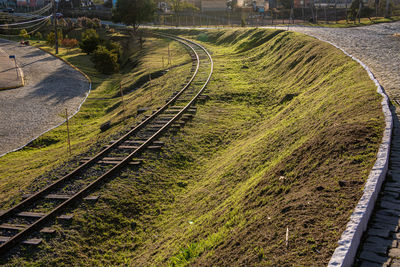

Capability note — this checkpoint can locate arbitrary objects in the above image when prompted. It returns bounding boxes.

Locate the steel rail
[0,34,199,223]
[0,33,213,255]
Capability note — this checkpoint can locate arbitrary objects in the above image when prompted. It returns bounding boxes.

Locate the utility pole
[53,0,58,54]
[65,109,71,155]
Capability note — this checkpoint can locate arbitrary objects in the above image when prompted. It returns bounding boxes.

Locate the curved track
[0,33,213,255]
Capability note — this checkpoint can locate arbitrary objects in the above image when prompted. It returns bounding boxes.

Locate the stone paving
[277,23,400,266]
[0,39,89,156]
[353,109,400,266]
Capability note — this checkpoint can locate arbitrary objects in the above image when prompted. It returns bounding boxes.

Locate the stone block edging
[301,34,392,267]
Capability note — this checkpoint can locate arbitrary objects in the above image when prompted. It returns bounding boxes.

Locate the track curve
[0,33,213,256]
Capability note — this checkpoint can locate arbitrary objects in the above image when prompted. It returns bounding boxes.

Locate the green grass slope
[1,29,384,265]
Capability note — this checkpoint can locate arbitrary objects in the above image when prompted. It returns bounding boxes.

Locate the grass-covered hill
[0,28,384,265]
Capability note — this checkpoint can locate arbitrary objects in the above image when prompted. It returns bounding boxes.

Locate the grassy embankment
[0,34,191,208]
[2,28,384,265]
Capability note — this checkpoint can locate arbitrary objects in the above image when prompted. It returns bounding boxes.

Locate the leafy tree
[112,0,156,31]
[169,0,197,12]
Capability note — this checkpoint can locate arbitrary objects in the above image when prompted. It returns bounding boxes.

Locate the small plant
[91,45,119,74]
[79,29,101,54]
[19,29,29,39]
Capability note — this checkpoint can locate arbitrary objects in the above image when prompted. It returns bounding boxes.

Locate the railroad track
[0,32,213,255]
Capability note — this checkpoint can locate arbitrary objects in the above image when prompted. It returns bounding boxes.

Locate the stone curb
[0,42,92,158]
[298,35,393,267]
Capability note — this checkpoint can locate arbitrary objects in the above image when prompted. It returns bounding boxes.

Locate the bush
[76,17,101,29]
[61,38,79,51]
[46,32,55,45]
[34,31,43,40]
[91,46,119,74]
[79,29,101,54]
[19,29,29,39]
[104,40,121,58]
[46,30,62,46]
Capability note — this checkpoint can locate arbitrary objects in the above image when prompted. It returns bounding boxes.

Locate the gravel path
[276,23,400,266]
[0,39,89,156]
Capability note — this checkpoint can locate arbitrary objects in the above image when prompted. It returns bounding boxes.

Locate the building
[293,0,354,8]
[17,0,44,7]
[200,0,227,11]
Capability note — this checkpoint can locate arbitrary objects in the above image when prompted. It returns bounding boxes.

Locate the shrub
[91,45,119,74]
[19,29,29,39]
[92,18,102,28]
[76,17,101,29]
[104,40,121,58]
[61,38,79,51]
[79,29,101,54]
[46,32,55,45]
[34,31,43,40]
[46,30,63,46]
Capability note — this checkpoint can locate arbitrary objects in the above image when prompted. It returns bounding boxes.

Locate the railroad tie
[0,236,42,245]
[0,224,56,235]
[80,157,142,166]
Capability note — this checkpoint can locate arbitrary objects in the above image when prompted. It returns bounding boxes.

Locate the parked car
[55,12,63,19]
[3,8,14,13]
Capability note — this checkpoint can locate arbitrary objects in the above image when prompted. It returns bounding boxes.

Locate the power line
[0,15,51,28]
[0,16,50,30]
[0,17,50,36]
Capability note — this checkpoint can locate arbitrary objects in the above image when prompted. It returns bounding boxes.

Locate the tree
[112,0,156,31]
[168,0,197,26]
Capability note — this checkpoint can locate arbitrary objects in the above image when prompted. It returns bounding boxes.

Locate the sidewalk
[0,48,23,90]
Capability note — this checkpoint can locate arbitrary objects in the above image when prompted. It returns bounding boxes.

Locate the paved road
[0,39,89,156]
[281,23,400,266]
